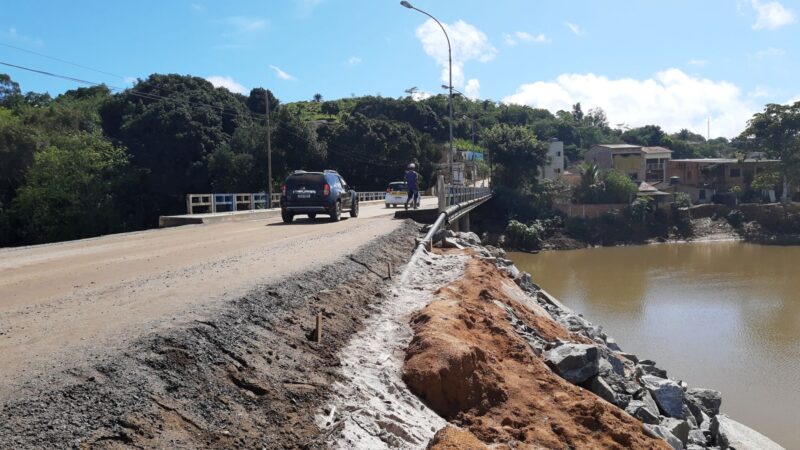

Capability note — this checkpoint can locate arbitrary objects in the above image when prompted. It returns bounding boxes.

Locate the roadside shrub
[727,209,745,228]
[628,196,654,222]
[673,192,692,209]
[505,219,543,250]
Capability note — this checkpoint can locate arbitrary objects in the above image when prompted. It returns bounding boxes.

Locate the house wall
[613,153,644,180]
[539,140,565,181]
[584,147,613,169]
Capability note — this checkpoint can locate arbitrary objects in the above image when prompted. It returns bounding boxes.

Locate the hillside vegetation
[0,73,739,246]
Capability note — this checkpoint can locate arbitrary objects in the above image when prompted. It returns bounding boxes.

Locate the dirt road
[0,199,435,399]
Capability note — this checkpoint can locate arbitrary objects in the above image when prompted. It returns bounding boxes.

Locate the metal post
[437,175,445,212]
[266,90,273,208]
[400,1,453,184]
[186,195,193,215]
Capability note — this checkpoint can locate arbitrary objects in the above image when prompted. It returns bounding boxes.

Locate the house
[665,158,781,203]
[584,144,672,183]
[538,138,565,181]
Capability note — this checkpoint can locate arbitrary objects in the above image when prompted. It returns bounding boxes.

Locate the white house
[538,139,565,181]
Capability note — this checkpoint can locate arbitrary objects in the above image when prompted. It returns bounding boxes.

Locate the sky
[1,0,799,138]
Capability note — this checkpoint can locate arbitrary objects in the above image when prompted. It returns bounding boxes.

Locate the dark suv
[280,170,359,223]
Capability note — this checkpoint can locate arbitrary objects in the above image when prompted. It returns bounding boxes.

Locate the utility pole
[266,90,273,208]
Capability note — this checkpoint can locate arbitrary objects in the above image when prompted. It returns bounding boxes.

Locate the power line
[0,42,126,80]
[0,60,405,168]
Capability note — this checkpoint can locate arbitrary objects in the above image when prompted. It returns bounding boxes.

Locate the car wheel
[385,203,390,208]
[331,202,342,222]
[350,200,359,218]
[308,213,316,220]
[281,212,294,223]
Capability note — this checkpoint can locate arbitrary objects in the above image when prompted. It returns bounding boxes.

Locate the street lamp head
[441,84,451,90]
[400,1,413,9]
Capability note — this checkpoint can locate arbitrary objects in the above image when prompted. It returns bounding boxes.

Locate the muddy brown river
[510,242,799,449]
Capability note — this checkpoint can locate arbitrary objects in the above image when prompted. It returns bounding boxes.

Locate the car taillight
[281,184,287,195]
[323,184,331,196]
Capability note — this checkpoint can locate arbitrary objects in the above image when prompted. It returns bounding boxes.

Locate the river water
[509,242,799,449]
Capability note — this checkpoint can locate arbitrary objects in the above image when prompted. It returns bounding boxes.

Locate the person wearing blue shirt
[404,163,420,210]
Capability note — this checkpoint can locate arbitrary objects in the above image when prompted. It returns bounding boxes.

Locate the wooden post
[387,262,393,280]
[315,314,323,343]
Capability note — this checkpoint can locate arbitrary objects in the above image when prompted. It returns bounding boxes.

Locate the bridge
[0,179,491,398]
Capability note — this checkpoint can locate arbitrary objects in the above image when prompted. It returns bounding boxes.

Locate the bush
[727,209,745,228]
[602,170,638,203]
[674,192,692,208]
[505,219,543,250]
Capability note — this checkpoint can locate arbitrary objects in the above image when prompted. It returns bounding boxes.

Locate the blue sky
[1,0,798,137]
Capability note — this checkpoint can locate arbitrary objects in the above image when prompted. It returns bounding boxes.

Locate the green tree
[11,133,134,244]
[0,74,21,107]
[739,102,800,202]
[480,124,546,189]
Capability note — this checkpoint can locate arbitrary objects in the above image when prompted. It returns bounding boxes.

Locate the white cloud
[3,27,44,47]
[226,16,267,32]
[749,85,773,98]
[206,75,247,94]
[410,91,433,101]
[503,69,757,138]
[504,31,550,46]
[269,65,296,81]
[347,56,362,66]
[415,19,496,88]
[754,47,785,59]
[786,95,800,105]
[750,0,795,30]
[565,22,583,35]
[464,79,480,99]
[123,76,138,86]
[688,59,709,67]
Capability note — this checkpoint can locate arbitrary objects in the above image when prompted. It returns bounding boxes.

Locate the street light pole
[266,90,273,208]
[400,1,454,184]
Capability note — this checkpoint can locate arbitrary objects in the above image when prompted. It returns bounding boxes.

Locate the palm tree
[576,162,603,203]
[312,93,322,103]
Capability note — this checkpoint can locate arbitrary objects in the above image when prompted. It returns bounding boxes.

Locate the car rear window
[286,173,325,189]
[389,182,407,190]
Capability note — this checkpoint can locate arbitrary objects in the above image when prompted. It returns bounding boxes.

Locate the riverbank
[409,232,787,449]
[482,202,800,252]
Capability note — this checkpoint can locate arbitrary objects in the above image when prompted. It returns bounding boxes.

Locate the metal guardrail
[415,177,492,253]
[186,191,388,214]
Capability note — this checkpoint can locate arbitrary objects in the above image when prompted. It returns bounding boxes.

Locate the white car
[384,182,409,208]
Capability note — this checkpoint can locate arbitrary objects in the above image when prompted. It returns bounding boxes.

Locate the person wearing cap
[404,163,420,210]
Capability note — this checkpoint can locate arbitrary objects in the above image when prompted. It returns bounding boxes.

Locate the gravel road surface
[0,199,436,399]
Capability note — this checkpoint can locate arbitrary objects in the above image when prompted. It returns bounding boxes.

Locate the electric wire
[0,60,409,168]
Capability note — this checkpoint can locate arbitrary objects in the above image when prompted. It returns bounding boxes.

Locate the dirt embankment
[0,221,420,450]
[403,257,670,449]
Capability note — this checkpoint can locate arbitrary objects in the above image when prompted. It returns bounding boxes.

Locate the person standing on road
[404,163,420,210]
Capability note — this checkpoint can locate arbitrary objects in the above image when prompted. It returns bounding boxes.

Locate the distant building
[538,139,565,181]
[584,144,672,183]
[665,158,780,203]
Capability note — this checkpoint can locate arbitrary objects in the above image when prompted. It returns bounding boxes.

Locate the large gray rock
[641,375,685,419]
[605,336,622,351]
[617,351,639,364]
[686,387,722,417]
[711,414,786,450]
[458,231,481,245]
[661,417,690,446]
[589,375,616,404]
[636,363,668,378]
[645,424,683,450]
[625,399,660,425]
[688,429,708,446]
[545,344,600,384]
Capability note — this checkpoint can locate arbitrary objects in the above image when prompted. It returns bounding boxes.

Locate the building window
[699,189,706,200]
[555,168,561,174]
[556,151,561,157]
[629,173,639,180]
[730,168,741,178]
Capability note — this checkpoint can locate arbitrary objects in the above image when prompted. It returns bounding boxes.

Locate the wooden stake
[315,314,323,343]
[387,262,393,279]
